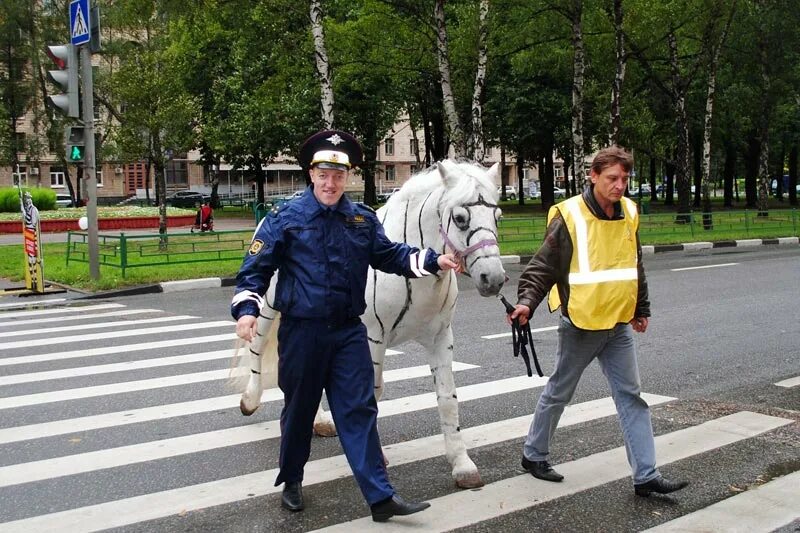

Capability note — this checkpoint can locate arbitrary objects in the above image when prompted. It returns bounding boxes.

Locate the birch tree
[434,0,467,158]
[310,0,335,128]
[608,0,625,145]
[469,0,489,162]
[700,2,735,228]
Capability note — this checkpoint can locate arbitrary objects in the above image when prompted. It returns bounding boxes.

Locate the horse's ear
[437,160,458,188]
[486,162,500,181]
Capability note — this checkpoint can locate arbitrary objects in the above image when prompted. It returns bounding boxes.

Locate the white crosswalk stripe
[0,301,796,532]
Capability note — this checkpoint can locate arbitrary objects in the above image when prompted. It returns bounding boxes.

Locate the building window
[386,165,396,181]
[97,170,103,187]
[166,158,189,186]
[14,132,26,151]
[409,139,418,156]
[12,166,27,186]
[555,166,563,178]
[384,138,394,156]
[50,167,66,187]
[485,146,492,157]
[410,165,418,176]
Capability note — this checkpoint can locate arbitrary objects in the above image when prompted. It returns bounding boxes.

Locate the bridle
[438,224,498,267]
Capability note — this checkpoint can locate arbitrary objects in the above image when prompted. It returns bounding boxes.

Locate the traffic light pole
[80,45,99,279]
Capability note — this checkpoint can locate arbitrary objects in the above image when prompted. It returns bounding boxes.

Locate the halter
[438,224,498,266]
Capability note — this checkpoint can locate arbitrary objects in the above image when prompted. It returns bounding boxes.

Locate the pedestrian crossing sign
[70,0,90,46]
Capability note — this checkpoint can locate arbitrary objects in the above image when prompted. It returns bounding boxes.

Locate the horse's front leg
[427,326,483,488]
[313,403,337,437]
[240,310,276,415]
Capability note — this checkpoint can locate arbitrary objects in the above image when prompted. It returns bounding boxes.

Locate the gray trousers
[523,316,660,484]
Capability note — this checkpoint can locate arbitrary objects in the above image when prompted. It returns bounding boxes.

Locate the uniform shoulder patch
[248,239,264,255]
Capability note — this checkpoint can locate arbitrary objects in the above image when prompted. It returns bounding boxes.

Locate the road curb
[74,236,797,297]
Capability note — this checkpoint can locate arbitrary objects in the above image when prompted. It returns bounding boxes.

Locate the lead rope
[499,294,544,378]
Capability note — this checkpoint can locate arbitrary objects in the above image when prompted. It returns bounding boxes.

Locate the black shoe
[370,494,431,522]
[634,476,689,497]
[521,456,564,482]
[281,481,304,511]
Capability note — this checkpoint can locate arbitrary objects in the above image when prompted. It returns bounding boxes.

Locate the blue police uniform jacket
[231,186,441,321]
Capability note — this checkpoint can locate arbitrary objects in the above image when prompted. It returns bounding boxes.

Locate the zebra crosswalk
[0,300,797,532]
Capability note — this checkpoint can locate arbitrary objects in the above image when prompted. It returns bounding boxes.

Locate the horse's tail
[228,310,281,391]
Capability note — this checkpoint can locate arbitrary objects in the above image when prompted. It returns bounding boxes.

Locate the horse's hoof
[454,471,484,489]
[239,399,258,416]
[313,423,338,437]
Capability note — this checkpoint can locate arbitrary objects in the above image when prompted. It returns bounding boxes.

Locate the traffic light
[45,44,80,118]
[65,126,86,163]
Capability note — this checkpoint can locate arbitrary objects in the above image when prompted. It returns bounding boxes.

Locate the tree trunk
[669,31,691,222]
[723,141,735,208]
[649,156,657,202]
[665,157,676,207]
[434,0,466,157]
[756,10,771,216]
[570,0,586,189]
[609,0,625,145]
[788,143,798,207]
[310,0,334,128]
[745,134,759,207]
[469,0,489,162]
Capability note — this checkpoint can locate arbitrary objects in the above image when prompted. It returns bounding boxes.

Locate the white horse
[230,160,506,488]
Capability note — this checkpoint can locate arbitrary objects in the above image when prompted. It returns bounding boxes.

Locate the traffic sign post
[70,0,90,46]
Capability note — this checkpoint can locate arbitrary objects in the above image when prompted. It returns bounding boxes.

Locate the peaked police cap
[298,130,363,171]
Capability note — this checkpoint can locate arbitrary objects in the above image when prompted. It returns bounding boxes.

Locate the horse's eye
[453,214,466,225]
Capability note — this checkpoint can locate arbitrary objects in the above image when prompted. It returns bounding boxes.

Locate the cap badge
[327,133,344,146]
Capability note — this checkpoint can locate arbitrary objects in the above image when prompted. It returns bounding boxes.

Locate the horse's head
[436,160,505,297]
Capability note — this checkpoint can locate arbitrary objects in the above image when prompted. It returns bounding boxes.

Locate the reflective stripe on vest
[547,195,639,330]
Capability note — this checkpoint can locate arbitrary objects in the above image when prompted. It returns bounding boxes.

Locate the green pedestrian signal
[64,125,86,163]
[69,145,85,161]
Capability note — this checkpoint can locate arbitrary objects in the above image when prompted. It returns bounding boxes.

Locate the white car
[553,187,566,199]
[56,193,72,207]
[497,185,517,200]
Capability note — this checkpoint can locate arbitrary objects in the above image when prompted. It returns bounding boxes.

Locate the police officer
[232,130,461,521]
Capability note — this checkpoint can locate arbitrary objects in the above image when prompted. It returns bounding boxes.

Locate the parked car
[165,190,209,208]
[377,187,401,203]
[497,185,517,200]
[529,186,565,200]
[55,193,72,207]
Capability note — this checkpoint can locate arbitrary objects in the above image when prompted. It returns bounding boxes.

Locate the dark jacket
[517,186,651,321]
[231,187,441,321]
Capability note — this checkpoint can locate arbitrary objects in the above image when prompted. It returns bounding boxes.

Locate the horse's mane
[389,160,498,208]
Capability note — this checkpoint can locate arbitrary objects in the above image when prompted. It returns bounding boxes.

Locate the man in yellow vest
[508,146,688,497]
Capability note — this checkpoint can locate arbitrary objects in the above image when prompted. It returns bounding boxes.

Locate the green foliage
[0,187,56,212]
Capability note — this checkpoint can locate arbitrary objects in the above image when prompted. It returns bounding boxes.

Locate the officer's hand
[508,304,531,326]
[438,253,463,273]
[236,315,258,342]
[630,316,648,333]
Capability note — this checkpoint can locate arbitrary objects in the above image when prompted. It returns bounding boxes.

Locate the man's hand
[236,315,258,342]
[508,304,531,326]
[630,316,649,333]
[437,253,464,273]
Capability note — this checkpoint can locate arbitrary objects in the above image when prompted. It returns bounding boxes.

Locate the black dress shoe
[281,481,304,511]
[521,456,564,482]
[634,476,689,497]
[370,494,431,522]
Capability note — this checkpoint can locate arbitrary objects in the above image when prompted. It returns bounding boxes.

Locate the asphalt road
[0,246,797,532]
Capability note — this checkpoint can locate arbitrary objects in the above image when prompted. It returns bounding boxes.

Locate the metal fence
[66,230,253,277]
[498,209,799,249]
[64,209,798,276]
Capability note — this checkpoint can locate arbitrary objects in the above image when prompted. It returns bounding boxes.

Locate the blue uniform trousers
[273,316,394,505]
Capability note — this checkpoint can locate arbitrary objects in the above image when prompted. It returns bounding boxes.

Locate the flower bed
[0,215,196,233]
[0,206,196,233]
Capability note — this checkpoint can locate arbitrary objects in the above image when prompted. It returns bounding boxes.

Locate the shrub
[0,187,57,212]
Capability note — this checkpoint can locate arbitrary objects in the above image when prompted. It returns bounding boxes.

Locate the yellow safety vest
[547,195,639,330]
